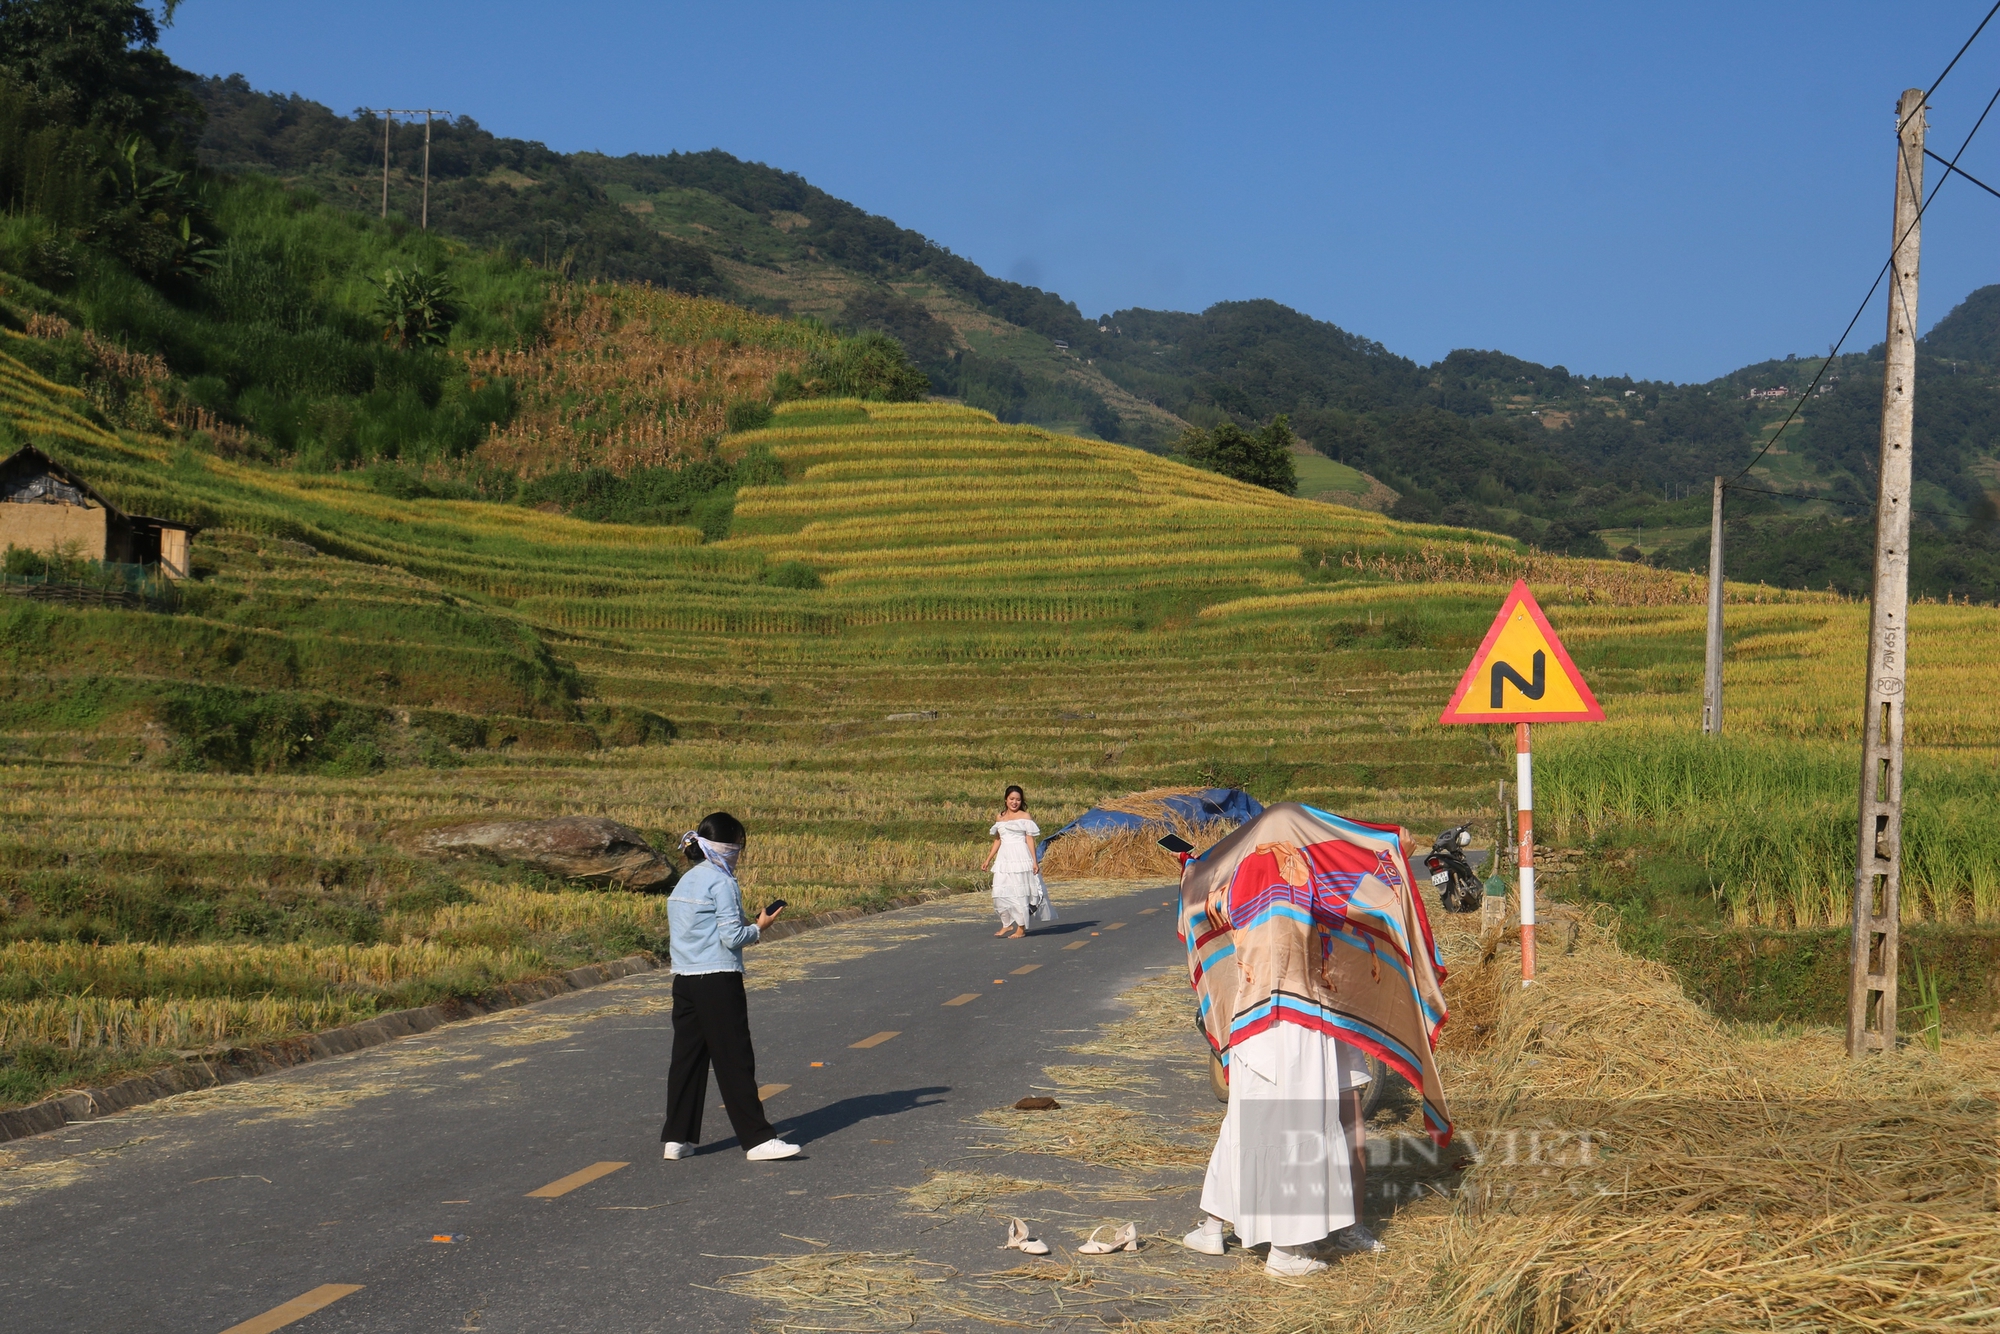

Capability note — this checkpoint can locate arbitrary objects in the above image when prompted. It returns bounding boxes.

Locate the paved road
[1,883,1201,1333]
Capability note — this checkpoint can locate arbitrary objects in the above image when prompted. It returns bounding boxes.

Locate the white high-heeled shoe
[1002,1218,1050,1256]
[1078,1222,1138,1253]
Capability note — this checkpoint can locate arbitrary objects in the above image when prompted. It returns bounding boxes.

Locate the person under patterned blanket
[1174,804,1454,1276]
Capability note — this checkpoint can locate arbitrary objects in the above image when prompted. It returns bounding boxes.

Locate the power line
[1924,145,2000,198]
[1722,482,1970,521]
[1914,0,2000,125]
[1728,76,2000,486]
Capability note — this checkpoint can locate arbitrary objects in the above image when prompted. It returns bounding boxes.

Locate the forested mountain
[13,30,2000,599]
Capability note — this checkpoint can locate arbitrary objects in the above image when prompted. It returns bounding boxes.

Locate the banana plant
[373,267,459,349]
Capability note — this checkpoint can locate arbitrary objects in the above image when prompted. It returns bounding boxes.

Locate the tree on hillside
[787,331,929,402]
[1537,517,1609,559]
[0,0,199,148]
[840,288,955,367]
[1179,414,1298,494]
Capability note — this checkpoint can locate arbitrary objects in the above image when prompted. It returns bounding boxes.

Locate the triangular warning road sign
[1439,581,1604,724]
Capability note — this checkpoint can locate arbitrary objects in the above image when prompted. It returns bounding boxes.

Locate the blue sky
[162,2,2000,383]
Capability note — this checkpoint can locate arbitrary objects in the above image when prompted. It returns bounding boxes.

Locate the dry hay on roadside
[978,1099,1213,1173]
[1041,1063,1163,1096]
[899,1169,1063,1215]
[1065,970,1199,1061]
[1040,814,1234,881]
[1131,907,2000,1334]
[977,970,1216,1172]
[717,1243,1222,1332]
[0,1135,155,1208]
[712,1247,1025,1331]
[488,1021,580,1046]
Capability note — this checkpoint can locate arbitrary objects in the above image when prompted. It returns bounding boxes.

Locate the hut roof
[0,446,199,534]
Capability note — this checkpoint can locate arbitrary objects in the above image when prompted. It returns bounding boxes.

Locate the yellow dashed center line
[218,1284,364,1334]
[1011,964,1041,975]
[1063,941,1090,951]
[942,993,981,1007]
[758,1083,790,1099]
[526,1161,628,1199]
[1139,908,1159,915]
[850,1030,901,1049]
[1106,922,1126,930]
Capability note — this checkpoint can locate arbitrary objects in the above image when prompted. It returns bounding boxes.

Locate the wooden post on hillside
[376,110,392,219]
[423,111,433,230]
[1848,87,1926,1059]
[1702,477,1725,734]
[413,109,450,230]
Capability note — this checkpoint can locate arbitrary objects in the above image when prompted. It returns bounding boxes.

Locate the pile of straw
[1142,908,2000,1334]
[978,1100,1213,1173]
[714,1248,1012,1331]
[899,1170,1058,1215]
[1040,788,1237,881]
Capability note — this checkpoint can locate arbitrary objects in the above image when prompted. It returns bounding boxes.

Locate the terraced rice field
[3,390,1998,1104]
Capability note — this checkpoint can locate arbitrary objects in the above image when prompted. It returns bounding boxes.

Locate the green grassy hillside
[186,78,2000,598]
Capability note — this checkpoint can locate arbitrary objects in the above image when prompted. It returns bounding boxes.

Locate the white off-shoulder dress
[990,818,1040,929]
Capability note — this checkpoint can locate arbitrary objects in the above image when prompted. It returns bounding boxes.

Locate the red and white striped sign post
[1516,721,1536,981]
[1439,583,1603,987]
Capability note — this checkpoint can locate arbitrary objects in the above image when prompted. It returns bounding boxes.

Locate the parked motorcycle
[1424,824,1486,913]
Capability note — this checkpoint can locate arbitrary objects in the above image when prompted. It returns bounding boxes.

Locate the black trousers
[663,971,776,1149]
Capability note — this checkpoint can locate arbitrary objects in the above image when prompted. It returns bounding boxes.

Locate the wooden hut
[0,446,197,578]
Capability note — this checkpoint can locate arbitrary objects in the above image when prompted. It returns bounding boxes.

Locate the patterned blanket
[1178,802,1454,1144]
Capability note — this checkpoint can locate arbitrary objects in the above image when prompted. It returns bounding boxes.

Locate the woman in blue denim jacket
[661,811,800,1162]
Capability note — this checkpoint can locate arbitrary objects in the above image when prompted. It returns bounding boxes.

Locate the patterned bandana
[695,837,743,875]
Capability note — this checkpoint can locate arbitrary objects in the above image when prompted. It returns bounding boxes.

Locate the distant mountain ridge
[190,75,2000,600]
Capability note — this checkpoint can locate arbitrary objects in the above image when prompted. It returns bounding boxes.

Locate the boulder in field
[407,816,675,891]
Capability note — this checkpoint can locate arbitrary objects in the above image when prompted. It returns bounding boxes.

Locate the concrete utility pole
[1848,87,1926,1059]
[366,110,442,224]
[1702,476,1725,734]
[370,109,393,219]
[408,109,451,230]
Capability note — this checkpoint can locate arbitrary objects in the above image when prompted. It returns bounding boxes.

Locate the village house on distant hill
[0,446,197,579]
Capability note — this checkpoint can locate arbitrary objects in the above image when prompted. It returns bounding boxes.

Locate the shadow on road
[774,1086,951,1145]
[1020,919,1097,937]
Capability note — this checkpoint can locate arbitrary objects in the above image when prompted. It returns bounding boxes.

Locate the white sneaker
[745,1138,801,1161]
[1265,1244,1329,1277]
[662,1141,692,1160]
[1327,1223,1387,1254]
[1182,1216,1227,1255]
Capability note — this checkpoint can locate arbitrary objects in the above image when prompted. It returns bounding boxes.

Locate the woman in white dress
[981,785,1040,939]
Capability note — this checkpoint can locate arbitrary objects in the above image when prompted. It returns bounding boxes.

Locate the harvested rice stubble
[1133,904,2000,1334]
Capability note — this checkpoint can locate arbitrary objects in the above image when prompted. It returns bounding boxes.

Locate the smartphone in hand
[764,899,789,916]
[1157,833,1195,854]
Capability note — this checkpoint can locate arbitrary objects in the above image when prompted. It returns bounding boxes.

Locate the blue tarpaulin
[1038,788,1264,857]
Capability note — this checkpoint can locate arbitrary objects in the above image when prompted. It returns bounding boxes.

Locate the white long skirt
[1199,1024,1373,1249]
[992,870,1035,928]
